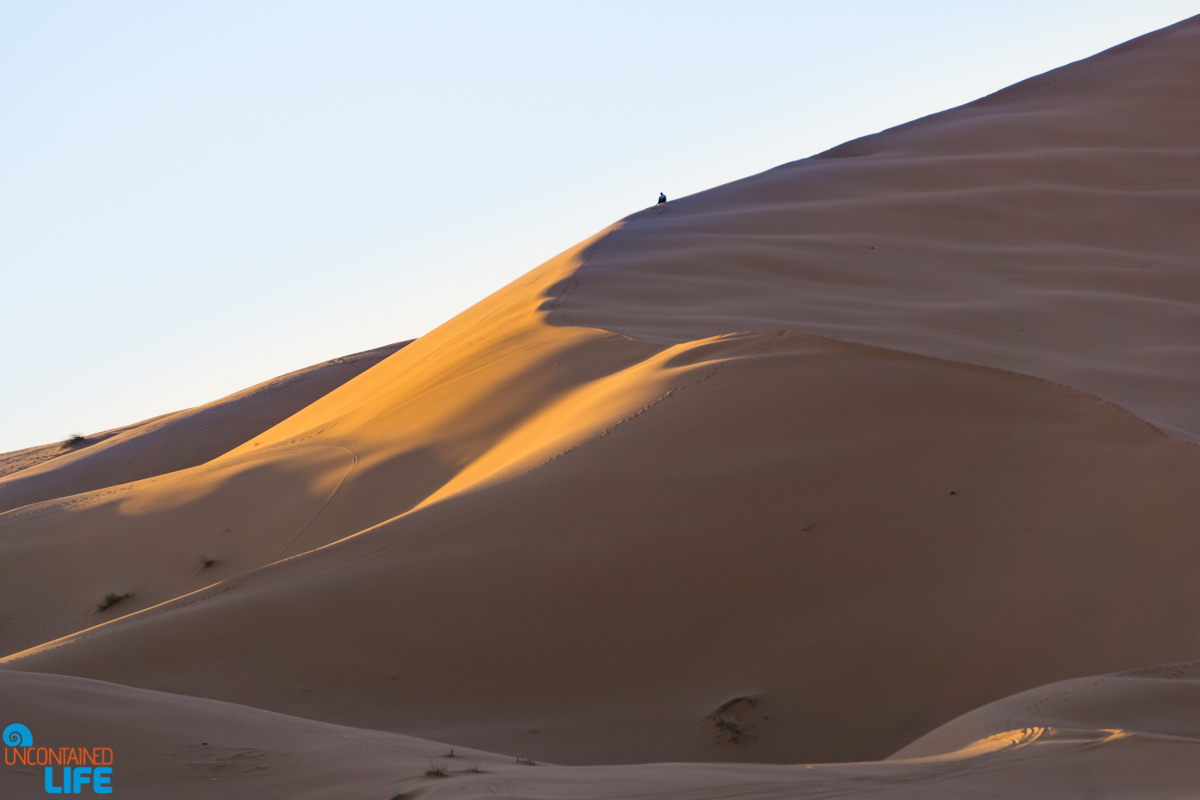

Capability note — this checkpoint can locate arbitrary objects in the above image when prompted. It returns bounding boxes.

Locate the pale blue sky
[2,2,1195,452]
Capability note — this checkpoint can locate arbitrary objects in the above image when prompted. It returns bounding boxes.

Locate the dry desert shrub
[96,592,130,612]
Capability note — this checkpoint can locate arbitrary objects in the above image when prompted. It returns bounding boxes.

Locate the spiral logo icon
[3,723,32,747]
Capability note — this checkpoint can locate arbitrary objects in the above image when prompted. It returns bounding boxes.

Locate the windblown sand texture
[3,15,1200,799]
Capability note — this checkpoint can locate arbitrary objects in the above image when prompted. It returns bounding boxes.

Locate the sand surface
[2,665,1197,799]
[554,16,1200,442]
[0,341,408,515]
[4,14,1200,799]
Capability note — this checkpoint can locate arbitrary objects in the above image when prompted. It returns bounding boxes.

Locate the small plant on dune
[96,592,130,612]
[199,555,217,569]
[466,763,487,773]
[61,433,88,450]
[424,760,449,778]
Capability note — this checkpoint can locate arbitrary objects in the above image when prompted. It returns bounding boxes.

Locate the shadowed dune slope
[0,670,501,800]
[3,665,1196,800]
[553,14,1200,440]
[0,341,409,515]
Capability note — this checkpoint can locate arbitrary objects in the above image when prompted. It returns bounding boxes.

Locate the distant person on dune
[658,192,667,205]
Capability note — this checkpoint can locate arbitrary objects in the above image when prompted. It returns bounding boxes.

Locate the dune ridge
[551,13,1200,441]
[0,341,409,515]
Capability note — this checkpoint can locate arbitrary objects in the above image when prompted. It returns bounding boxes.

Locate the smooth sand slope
[3,13,1200,798]
[0,341,408,515]
[555,14,1200,441]
[2,664,1197,799]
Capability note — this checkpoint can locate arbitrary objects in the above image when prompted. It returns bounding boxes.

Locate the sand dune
[6,321,1200,764]
[553,15,1200,441]
[0,670,498,800]
[894,659,1200,759]
[3,664,1196,799]
[0,341,408,515]
[3,13,1200,799]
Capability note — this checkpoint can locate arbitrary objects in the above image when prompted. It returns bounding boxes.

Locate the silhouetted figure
[658,193,667,205]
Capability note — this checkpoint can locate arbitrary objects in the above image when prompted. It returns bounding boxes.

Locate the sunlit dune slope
[0,341,408,514]
[4,665,1196,800]
[554,15,1200,440]
[0,234,660,659]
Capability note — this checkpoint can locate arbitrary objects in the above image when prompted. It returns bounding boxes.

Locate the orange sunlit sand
[3,15,1200,799]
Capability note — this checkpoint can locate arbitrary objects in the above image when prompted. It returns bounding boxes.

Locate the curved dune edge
[549,14,1200,442]
[0,340,410,514]
[893,660,1200,759]
[892,725,1046,763]
[0,229,629,661]
[2,667,1196,800]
